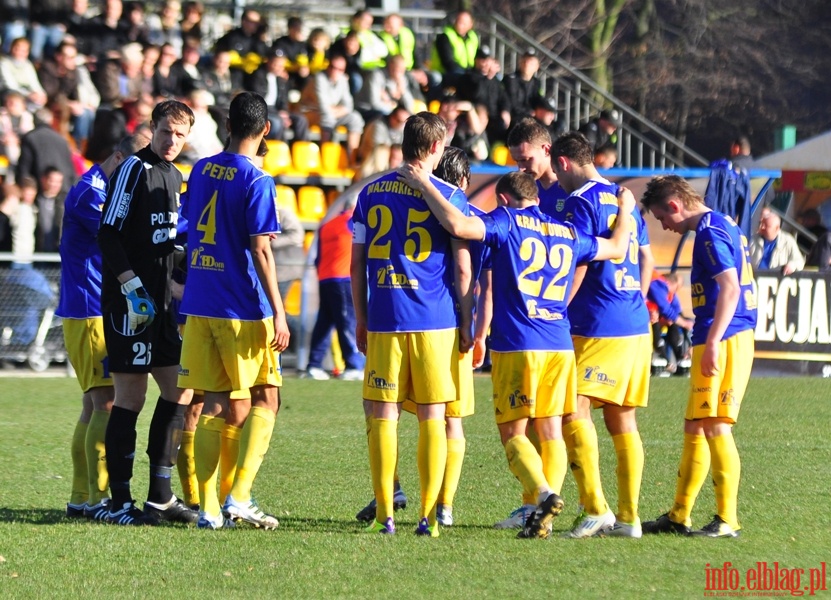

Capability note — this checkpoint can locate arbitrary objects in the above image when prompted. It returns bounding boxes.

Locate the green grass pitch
[0,375,829,599]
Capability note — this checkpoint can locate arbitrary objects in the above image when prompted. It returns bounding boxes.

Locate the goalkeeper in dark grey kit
[97,100,198,526]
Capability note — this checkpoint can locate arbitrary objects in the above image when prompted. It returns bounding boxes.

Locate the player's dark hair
[434,146,469,189]
[496,170,538,203]
[551,131,594,166]
[507,117,552,149]
[151,99,195,128]
[641,175,702,211]
[228,92,269,140]
[402,112,446,162]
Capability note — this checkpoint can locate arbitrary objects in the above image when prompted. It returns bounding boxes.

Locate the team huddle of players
[58,95,757,539]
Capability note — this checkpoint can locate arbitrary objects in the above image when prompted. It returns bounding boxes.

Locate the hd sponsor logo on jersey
[366,370,396,391]
[582,366,616,387]
[376,265,418,289]
[190,246,225,271]
[525,299,563,321]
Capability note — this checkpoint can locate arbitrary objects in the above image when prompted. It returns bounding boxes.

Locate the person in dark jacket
[243,48,309,143]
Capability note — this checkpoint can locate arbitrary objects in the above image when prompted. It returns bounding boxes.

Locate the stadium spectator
[641,174,757,539]
[306,28,331,77]
[146,0,183,55]
[594,143,618,169]
[0,90,35,168]
[328,29,363,97]
[178,89,223,164]
[749,207,804,275]
[431,10,478,87]
[579,109,620,152]
[504,49,543,126]
[445,98,489,163]
[120,1,151,47]
[84,0,130,63]
[355,103,409,180]
[29,0,72,62]
[0,38,48,109]
[350,9,388,71]
[97,99,197,526]
[0,0,28,55]
[16,108,77,193]
[459,45,511,146]
[354,54,420,124]
[352,112,473,537]
[795,208,827,253]
[151,42,188,99]
[272,16,310,92]
[0,184,14,253]
[299,53,364,165]
[179,92,289,531]
[200,48,242,113]
[58,134,148,522]
[530,95,565,141]
[380,13,416,71]
[212,8,269,77]
[34,166,65,252]
[553,131,654,539]
[179,1,205,48]
[806,231,831,271]
[244,48,310,143]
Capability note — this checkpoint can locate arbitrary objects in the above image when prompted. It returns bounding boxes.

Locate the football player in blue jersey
[352,112,474,537]
[398,166,636,538]
[59,134,149,521]
[640,175,757,538]
[98,100,198,526]
[178,92,291,531]
[551,132,654,538]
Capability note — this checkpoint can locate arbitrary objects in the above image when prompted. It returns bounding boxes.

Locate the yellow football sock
[504,435,549,500]
[369,417,398,521]
[540,438,568,495]
[669,432,711,527]
[417,418,447,526]
[563,419,608,515]
[194,415,224,517]
[612,431,644,524]
[85,410,109,505]
[70,421,89,505]
[176,430,198,507]
[438,437,466,507]
[230,406,276,503]
[707,431,741,530]
[219,424,242,504]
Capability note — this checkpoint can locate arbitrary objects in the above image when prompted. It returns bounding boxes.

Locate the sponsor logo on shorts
[508,389,531,409]
[720,389,738,406]
[694,386,712,393]
[582,366,616,387]
[366,370,396,391]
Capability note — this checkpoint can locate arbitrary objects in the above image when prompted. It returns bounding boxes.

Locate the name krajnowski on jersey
[514,215,573,239]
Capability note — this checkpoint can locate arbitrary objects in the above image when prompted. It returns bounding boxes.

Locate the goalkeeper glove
[121,276,157,331]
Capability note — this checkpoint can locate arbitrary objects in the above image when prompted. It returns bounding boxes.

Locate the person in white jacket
[749,208,804,275]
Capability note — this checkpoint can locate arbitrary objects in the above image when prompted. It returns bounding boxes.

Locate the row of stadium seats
[276,184,335,223]
[263,139,355,179]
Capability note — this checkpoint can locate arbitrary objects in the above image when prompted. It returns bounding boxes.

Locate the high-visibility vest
[379,26,416,69]
[430,25,478,73]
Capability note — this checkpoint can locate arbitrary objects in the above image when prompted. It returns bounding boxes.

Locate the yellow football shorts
[491,350,577,425]
[402,347,475,417]
[63,317,112,392]
[686,328,754,423]
[363,328,461,404]
[178,316,281,392]
[573,334,651,408]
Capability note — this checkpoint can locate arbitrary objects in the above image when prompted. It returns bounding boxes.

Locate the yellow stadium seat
[264,139,292,175]
[175,163,192,180]
[297,185,327,222]
[283,280,301,316]
[291,141,322,175]
[320,141,355,178]
[276,184,298,214]
[428,99,440,114]
[491,145,511,166]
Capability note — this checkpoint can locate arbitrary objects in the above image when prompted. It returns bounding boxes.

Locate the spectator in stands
[329,29,363,97]
[29,0,72,62]
[10,179,36,261]
[504,49,543,126]
[244,48,310,144]
[122,91,152,133]
[213,8,269,76]
[152,42,188,99]
[16,108,77,193]
[0,0,28,56]
[179,1,204,48]
[580,108,620,152]
[431,9,478,88]
[171,40,201,92]
[0,90,35,168]
[805,231,831,271]
[729,135,753,170]
[354,54,420,124]
[438,93,488,163]
[272,16,310,92]
[38,40,100,147]
[299,53,364,167]
[120,1,151,46]
[146,0,183,55]
[795,208,827,253]
[67,0,95,57]
[84,0,130,62]
[0,184,14,253]
[178,89,222,164]
[380,13,416,70]
[594,143,618,169]
[304,195,364,381]
[460,44,511,146]
[201,48,241,109]
[749,207,804,275]
[530,95,565,140]
[35,166,65,252]
[306,27,331,77]
[350,9,388,72]
[0,38,48,109]
[355,103,409,180]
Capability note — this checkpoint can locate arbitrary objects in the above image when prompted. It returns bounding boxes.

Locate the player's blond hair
[641,175,703,211]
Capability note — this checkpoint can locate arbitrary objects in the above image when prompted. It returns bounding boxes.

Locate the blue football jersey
[565,178,650,337]
[481,204,598,352]
[353,170,468,332]
[180,152,280,320]
[537,179,569,221]
[57,164,109,319]
[690,211,757,345]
